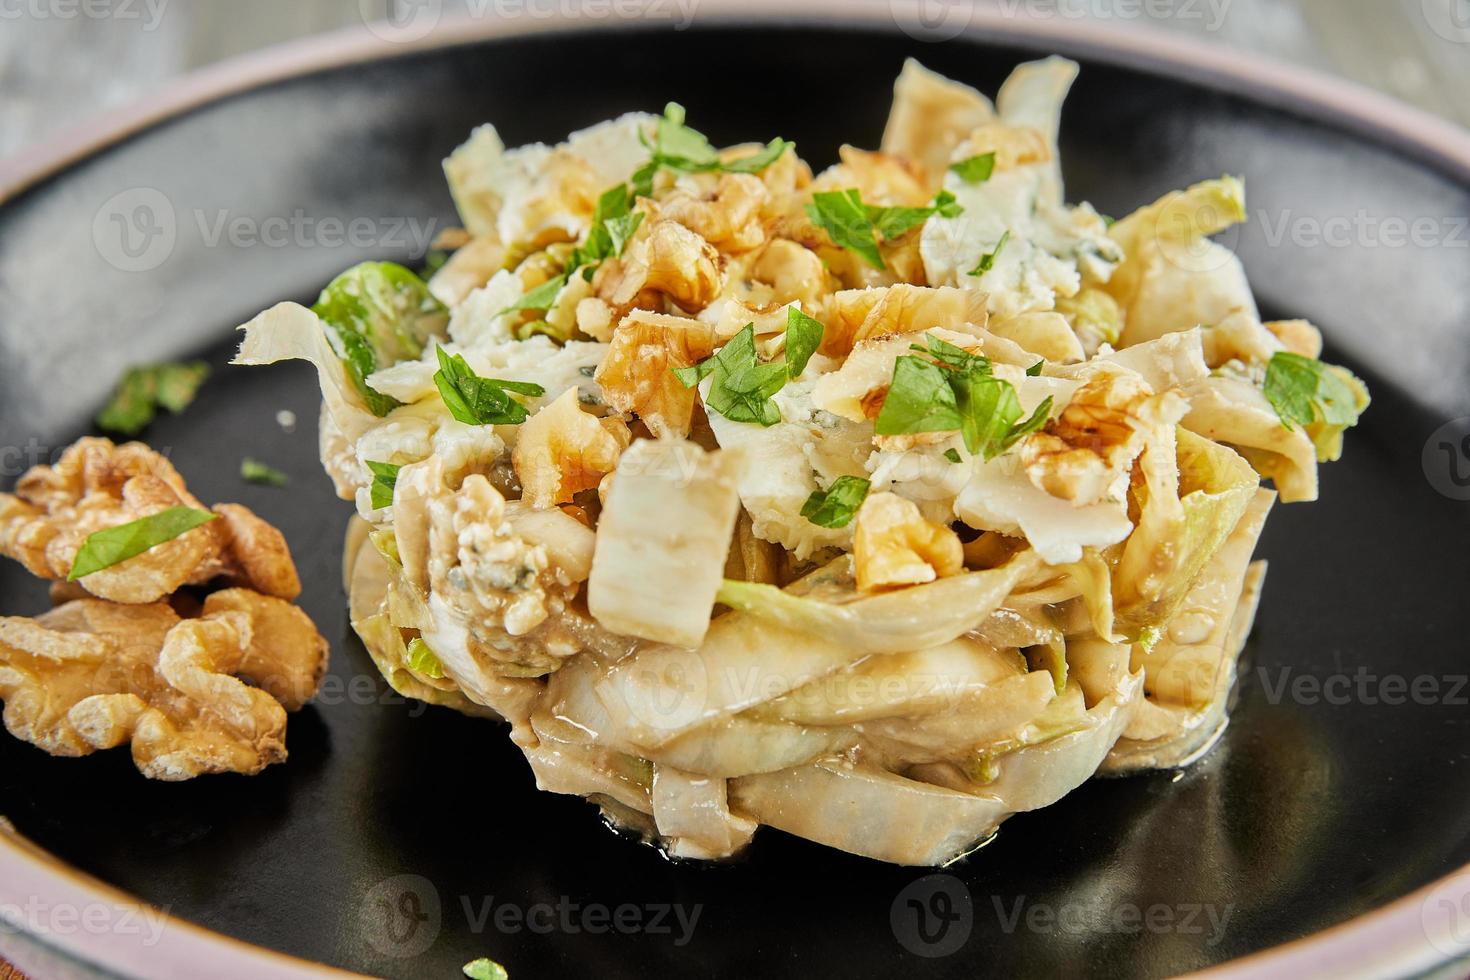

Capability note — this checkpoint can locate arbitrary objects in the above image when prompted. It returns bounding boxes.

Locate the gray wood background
[1,0,1468,163]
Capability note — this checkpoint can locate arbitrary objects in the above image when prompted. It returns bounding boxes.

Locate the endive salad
[237,57,1367,865]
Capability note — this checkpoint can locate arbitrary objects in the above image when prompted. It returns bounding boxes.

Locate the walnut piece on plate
[0,438,301,604]
[0,591,327,780]
[0,437,329,779]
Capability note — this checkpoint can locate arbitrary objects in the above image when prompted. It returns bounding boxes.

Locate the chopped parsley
[95,361,210,436]
[497,273,568,317]
[950,152,997,184]
[800,476,871,529]
[875,345,1053,460]
[637,102,792,193]
[1027,360,1046,377]
[784,307,825,379]
[433,346,545,426]
[673,325,782,425]
[568,183,645,280]
[806,188,965,270]
[968,229,1011,277]
[240,458,289,487]
[1263,352,1367,433]
[674,312,823,424]
[462,958,509,980]
[943,448,963,464]
[68,507,217,581]
[366,460,401,511]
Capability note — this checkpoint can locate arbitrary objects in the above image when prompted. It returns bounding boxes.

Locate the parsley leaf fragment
[950,152,997,184]
[801,476,871,529]
[240,458,289,487]
[68,507,217,581]
[641,102,792,183]
[674,324,788,426]
[433,346,545,426]
[497,273,568,318]
[1263,352,1364,431]
[784,307,825,379]
[366,460,401,511]
[96,361,211,436]
[568,184,644,279]
[968,229,1011,277]
[462,958,509,980]
[806,189,885,270]
[876,344,1053,460]
[807,188,966,270]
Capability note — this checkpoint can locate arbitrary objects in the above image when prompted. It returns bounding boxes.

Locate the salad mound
[237,57,1366,864]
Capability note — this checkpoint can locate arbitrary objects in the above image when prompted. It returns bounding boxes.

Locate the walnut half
[0,438,301,604]
[0,591,327,780]
[853,492,964,592]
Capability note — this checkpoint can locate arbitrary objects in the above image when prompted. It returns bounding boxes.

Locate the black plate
[2,13,1469,980]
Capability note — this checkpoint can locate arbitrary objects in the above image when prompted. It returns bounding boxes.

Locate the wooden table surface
[0,2,1466,978]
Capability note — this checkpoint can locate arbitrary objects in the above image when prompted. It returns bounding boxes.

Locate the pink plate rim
[1,3,1467,978]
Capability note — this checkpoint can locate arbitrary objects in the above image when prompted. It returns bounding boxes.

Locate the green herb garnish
[784,307,825,379]
[875,348,1053,460]
[68,507,217,581]
[240,458,289,487]
[640,102,792,185]
[968,229,1011,276]
[806,188,965,270]
[1263,352,1364,432]
[1263,352,1369,460]
[943,448,963,464]
[95,361,211,436]
[568,184,646,280]
[433,346,545,426]
[950,152,997,184]
[1026,360,1045,377]
[366,460,401,511]
[497,273,568,318]
[800,476,871,529]
[462,958,509,980]
[674,324,785,426]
